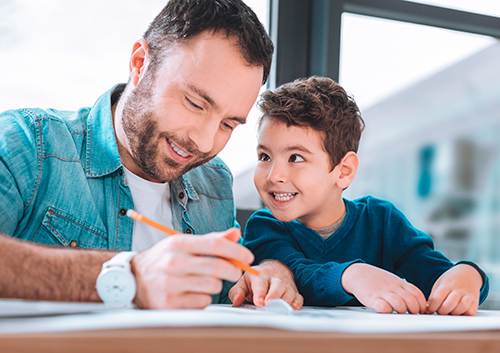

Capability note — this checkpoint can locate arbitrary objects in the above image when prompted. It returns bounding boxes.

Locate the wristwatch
[96,251,138,308]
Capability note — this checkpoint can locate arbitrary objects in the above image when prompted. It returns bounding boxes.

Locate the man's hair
[258,76,365,170]
[143,0,274,84]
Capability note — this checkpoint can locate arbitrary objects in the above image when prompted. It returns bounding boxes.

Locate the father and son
[0,0,488,315]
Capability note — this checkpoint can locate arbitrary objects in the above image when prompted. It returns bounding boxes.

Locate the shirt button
[119,208,127,216]
[179,192,185,199]
[118,169,123,176]
[70,241,78,248]
[185,228,193,234]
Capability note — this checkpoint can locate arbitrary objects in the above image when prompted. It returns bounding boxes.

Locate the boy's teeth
[170,141,189,157]
[273,192,296,201]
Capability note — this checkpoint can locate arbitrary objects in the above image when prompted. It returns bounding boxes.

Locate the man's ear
[129,39,150,86]
[335,151,359,189]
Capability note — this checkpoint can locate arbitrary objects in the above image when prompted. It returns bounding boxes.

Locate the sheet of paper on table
[1,298,500,334]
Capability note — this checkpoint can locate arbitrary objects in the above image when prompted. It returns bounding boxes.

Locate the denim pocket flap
[42,207,108,249]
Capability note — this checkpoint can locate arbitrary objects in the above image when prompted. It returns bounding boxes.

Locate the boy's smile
[254,119,347,229]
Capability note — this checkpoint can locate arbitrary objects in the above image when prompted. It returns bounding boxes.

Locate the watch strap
[102,251,138,270]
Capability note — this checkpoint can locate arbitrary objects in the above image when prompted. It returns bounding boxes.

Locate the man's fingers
[163,293,214,309]
[219,227,242,243]
[162,274,224,295]
[164,255,243,282]
[165,233,254,265]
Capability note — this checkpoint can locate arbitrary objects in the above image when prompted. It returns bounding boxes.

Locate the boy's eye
[289,154,304,163]
[258,153,270,162]
[186,97,202,110]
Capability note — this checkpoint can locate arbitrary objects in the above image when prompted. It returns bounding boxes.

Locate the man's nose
[188,118,219,154]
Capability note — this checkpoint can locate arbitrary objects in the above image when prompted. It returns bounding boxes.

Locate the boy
[243,76,488,315]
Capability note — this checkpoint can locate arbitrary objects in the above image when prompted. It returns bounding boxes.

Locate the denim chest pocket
[38,207,108,249]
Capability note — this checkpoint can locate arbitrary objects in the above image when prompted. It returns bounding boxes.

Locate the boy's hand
[426,264,482,316]
[342,263,427,314]
[228,260,304,310]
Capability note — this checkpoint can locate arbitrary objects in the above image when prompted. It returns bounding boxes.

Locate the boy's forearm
[0,235,114,302]
[452,263,484,291]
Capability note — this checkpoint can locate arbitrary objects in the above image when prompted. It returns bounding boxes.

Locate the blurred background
[1,0,500,308]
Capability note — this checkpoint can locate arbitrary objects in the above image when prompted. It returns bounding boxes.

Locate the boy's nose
[267,163,287,184]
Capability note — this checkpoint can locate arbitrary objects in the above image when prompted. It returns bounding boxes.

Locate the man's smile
[166,137,193,163]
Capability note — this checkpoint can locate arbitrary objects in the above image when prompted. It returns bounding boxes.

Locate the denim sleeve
[243,210,361,306]
[0,110,38,236]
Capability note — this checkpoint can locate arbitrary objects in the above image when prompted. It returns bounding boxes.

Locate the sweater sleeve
[381,200,489,304]
[243,209,361,306]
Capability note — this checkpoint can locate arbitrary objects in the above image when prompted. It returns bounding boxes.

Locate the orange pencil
[126,209,269,280]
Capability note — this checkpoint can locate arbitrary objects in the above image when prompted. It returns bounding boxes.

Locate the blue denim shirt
[0,84,238,303]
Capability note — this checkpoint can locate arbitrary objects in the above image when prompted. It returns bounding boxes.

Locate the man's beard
[120,78,214,183]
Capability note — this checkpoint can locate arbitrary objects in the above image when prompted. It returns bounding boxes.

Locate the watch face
[96,268,136,307]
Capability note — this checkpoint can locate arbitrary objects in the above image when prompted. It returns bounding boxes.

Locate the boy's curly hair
[258,76,365,170]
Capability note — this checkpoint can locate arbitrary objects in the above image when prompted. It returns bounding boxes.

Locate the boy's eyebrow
[187,83,247,125]
[257,144,312,154]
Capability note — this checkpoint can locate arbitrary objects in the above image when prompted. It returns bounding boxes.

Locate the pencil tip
[126,209,135,218]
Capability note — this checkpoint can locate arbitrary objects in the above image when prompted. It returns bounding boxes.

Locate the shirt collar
[85,84,125,178]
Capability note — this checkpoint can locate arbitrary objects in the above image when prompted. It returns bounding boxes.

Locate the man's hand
[426,264,482,316]
[342,263,427,314]
[228,260,303,310]
[130,228,253,309]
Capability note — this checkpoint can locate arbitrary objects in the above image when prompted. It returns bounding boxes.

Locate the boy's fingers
[371,298,394,314]
[449,295,473,316]
[404,284,427,314]
[436,291,462,315]
[426,288,450,314]
[399,291,421,315]
[291,293,304,310]
[464,299,479,316]
[384,293,407,314]
[264,277,286,302]
[248,275,269,307]
[228,278,249,307]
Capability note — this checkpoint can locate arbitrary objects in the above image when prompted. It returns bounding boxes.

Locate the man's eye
[258,153,270,162]
[186,97,202,110]
[222,122,235,131]
[289,154,304,163]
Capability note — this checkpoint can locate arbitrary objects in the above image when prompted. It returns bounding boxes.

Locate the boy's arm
[426,263,486,316]
[342,263,427,314]
[245,216,426,312]
[244,210,364,306]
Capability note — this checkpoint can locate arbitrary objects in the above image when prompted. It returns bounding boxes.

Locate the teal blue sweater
[243,196,489,307]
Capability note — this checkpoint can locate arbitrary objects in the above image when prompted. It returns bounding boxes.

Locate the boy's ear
[129,39,151,86]
[335,152,359,189]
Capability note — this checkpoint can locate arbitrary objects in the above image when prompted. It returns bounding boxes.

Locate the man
[0,0,303,310]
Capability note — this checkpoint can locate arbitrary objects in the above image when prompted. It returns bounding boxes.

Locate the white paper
[0,298,111,317]
[1,299,500,334]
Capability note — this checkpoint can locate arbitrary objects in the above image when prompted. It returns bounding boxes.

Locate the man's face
[116,32,263,183]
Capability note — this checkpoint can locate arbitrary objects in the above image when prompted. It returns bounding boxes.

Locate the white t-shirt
[123,167,174,252]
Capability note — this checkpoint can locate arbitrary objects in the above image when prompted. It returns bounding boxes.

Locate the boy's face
[254,119,345,229]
